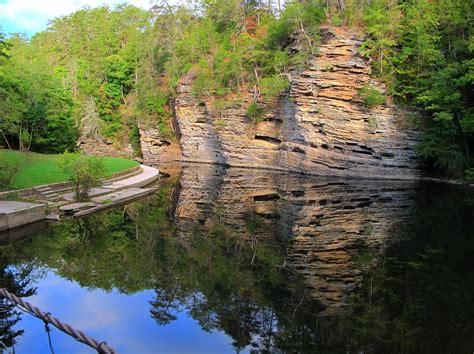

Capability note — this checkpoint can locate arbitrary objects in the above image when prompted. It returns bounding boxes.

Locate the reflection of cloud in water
[70,293,122,330]
[14,272,235,353]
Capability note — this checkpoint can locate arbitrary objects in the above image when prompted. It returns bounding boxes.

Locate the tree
[0,28,9,60]
[59,152,107,201]
[0,35,77,152]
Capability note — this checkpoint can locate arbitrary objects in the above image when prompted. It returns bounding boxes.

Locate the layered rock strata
[138,123,182,175]
[166,27,420,180]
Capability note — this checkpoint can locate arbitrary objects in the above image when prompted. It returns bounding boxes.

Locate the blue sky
[0,0,154,36]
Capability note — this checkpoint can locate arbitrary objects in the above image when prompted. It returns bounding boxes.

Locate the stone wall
[166,27,420,180]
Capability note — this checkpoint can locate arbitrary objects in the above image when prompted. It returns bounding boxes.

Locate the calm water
[0,164,473,353]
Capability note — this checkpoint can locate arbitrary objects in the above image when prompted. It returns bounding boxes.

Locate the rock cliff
[143,27,420,180]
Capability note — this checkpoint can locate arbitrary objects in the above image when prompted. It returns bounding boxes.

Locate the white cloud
[0,0,154,34]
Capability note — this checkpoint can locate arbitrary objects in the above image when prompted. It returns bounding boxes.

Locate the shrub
[246,102,265,123]
[128,119,142,158]
[59,152,107,201]
[357,84,386,109]
[416,124,467,173]
[368,114,378,132]
[464,168,474,182]
[0,155,24,191]
[215,119,227,127]
[260,75,289,101]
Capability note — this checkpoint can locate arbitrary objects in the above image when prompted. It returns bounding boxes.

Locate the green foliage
[0,154,25,190]
[31,5,152,142]
[357,84,386,109]
[0,150,136,190]
[59,152,107,201]
[0,36,77,153]
[192,65,214,97]
[350,0,473,174]
[0,1,325,152]
[359,0,402,77]
[416,123,467,172]
[1,0,470,178]
[128,119,142,157]
[246,102,264,122]
[464,168,474,182]
[367,114,378,132]
[267,0,324,50]
[259,75,289,101]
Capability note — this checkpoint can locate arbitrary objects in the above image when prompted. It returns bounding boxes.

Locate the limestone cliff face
[173,164,416,314]
[153,27,419,180]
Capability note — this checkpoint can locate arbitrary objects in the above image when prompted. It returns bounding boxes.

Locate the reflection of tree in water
[1,179,473,352]
[0,258,36,348]
[1,179,324,352]
[320,184,474,353]
[148,216,324,353]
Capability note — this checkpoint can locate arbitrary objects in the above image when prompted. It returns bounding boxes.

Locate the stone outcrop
[80,138,133,159]
[147,27,420,180]
[138,124,182,176]
[173,164,417,314]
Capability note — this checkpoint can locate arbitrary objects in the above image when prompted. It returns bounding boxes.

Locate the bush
[59,152,107,201]
[464,168,474,182]
[246,102,265,123]
[260,75,289,101]
[357,84,386,109]
[416,124,467,173]
[128,119,142,158]
[0,155,24,191]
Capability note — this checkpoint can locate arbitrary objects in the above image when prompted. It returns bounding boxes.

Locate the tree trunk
[18,132,23,151]
[0,131,12,150]
[299,20,314,54]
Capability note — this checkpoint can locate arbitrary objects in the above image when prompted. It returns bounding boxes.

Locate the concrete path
[103,165,159,189]
[63,164,159,202]
[1,164,159,230]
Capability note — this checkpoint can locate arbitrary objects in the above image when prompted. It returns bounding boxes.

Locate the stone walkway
[62,164,159,201]
[0,164,160,230]
[59,164,159,216]
[103,165,159,189]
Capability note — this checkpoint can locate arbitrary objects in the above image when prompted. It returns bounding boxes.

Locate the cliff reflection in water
[175,165,416,314]
[1,164,473,353]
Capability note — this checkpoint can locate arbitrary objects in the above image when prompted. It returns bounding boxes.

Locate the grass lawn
[0,150,139,190]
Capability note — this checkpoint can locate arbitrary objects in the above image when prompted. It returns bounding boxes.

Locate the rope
[43,313,55,354]
[0,288,116,354]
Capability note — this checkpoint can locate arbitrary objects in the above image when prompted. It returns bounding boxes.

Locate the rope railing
[0,288,117,354]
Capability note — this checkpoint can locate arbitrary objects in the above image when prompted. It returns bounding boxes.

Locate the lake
[0,164,473,353]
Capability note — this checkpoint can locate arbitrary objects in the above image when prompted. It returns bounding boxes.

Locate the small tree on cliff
[59,152,106,201]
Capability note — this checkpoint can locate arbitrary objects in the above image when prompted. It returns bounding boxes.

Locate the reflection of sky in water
[13,271,242,354]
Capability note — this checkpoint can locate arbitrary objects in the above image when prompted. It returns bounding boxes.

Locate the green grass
[0,150,139,190]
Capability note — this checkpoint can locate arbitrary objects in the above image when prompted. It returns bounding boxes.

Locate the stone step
[42,191,60,197]
[49,195,65,201]
[41,187,73,197]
